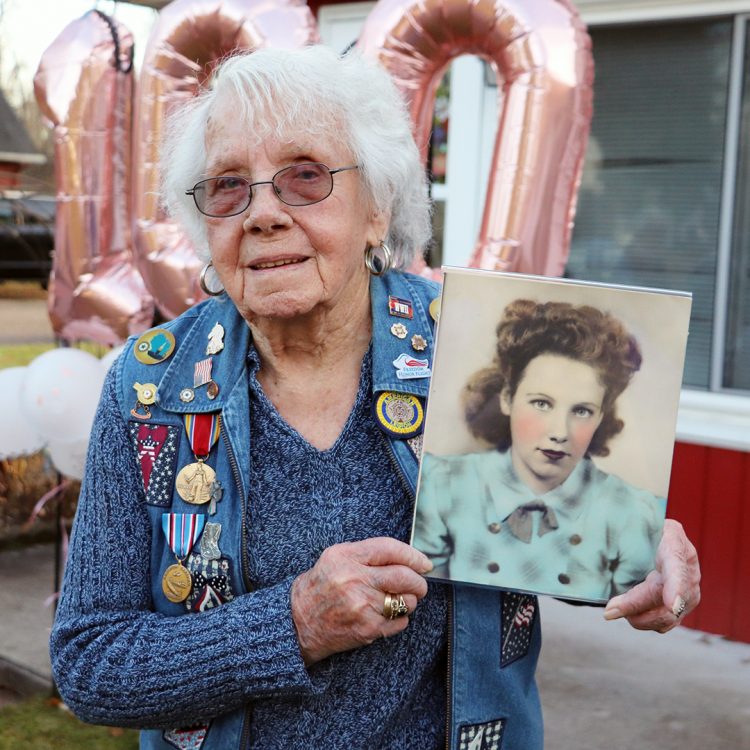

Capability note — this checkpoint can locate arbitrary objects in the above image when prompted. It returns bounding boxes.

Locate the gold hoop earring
[364,241,393,276]
[199,261,224,296]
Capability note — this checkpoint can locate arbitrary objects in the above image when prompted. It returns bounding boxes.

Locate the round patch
[372,392,424,438]
[133,328,176,365]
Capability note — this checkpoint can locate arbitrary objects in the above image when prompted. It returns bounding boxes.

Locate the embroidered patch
[129,422,180,506]
[185,553,234,612]
[501,592,537,666]
[163,724,210,750]
[373,391,424,438]
[458,718,506,750]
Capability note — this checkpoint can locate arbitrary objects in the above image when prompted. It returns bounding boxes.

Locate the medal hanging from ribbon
[161,513,206,603]
[175,414,223,514]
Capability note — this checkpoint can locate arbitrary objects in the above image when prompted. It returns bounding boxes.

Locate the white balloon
[0,367,46,459]
[47,436,89,480]
[21,348,106,442]
[100,344,125,375]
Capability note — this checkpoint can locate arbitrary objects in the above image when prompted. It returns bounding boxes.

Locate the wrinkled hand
[291,537,432,665]
[603,519,700,633]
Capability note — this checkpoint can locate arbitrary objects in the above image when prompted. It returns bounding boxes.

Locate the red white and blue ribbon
[183,413,221,458]
[162,513,206,560]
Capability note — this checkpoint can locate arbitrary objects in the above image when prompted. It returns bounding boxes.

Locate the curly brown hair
[463,299,642,457]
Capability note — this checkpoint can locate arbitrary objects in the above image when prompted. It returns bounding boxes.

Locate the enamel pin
[134,329,176,365]
[392,353,431,380]
[390,322,408,339]
[206,322,225,356]
[131,382,157,420]
[388,296,413,319]
[411,334,428,352]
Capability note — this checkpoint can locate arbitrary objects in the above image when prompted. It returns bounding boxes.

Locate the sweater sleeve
[50,368,315,729]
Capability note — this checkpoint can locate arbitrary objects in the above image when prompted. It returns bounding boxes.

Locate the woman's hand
[291,537,432,665]
[603,519,700,633]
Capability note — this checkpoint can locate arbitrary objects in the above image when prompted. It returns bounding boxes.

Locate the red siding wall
[668,442,750,642]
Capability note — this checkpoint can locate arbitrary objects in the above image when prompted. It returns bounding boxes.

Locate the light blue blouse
[412,450,664,602]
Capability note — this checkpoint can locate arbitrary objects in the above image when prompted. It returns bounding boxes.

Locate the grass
[0,342,56,369]
[0,342,109,369]
[0,696,138,750]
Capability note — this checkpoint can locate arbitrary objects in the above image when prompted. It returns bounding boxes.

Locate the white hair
[160,45,431,268]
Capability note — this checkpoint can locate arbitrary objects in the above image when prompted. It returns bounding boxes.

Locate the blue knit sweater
[51,346,448,748]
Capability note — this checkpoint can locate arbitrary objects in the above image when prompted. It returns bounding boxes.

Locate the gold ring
[383,593,409,620]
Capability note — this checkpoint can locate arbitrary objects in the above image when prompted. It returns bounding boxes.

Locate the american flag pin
[193,357,213,389]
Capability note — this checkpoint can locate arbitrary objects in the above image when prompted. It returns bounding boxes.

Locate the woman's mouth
[540,449,568,461]
[250,257,307,270]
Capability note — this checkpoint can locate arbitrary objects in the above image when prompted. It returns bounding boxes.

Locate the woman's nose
[242,184,292,234]
[548,416,568,443]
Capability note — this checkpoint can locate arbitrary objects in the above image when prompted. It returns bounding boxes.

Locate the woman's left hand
[603,519,700,633]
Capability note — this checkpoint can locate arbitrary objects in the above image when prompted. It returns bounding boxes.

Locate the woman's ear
[365,208,391,249]
[499,386,512,416]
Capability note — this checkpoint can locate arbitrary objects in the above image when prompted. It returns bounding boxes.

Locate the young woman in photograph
[413,298,664,601]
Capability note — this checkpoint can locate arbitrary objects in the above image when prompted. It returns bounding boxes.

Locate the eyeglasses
[186,162,359,217]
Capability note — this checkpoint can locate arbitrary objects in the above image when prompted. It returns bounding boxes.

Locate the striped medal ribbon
[175,414,222,508]
[160,513,206,603]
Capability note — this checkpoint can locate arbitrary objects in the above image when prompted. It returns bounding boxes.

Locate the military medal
[161,513,206,603]
[134,328,176,365]
[372,391,425,438]
[130,382,157,420]
[176,413,223,510]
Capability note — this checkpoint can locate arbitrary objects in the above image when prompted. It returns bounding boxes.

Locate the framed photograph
[410,267,692,603]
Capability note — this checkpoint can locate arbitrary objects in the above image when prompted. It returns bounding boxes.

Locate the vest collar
[369,272,438,399]
[155,295,250,413]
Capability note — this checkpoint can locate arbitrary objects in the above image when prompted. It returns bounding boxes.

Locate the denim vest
[117,271,542,750]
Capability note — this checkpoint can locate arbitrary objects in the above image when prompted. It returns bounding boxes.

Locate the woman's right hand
[290,537,433,665]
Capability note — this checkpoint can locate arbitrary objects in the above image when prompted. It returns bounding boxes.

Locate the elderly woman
[50,46,700,750]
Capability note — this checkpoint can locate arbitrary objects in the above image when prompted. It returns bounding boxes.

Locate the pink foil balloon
[34,11,155,345]
[132,0,319,319]
[358,0,593,277]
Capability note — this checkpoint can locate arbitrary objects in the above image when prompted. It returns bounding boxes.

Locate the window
[565,19,734,390]
[724,22,750,390]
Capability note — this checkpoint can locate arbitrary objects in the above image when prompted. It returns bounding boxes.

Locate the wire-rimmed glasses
[186,162,359,218]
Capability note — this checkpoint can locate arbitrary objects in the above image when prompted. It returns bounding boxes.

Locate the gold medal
[176,460,217,505]
[162,562,193,603]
